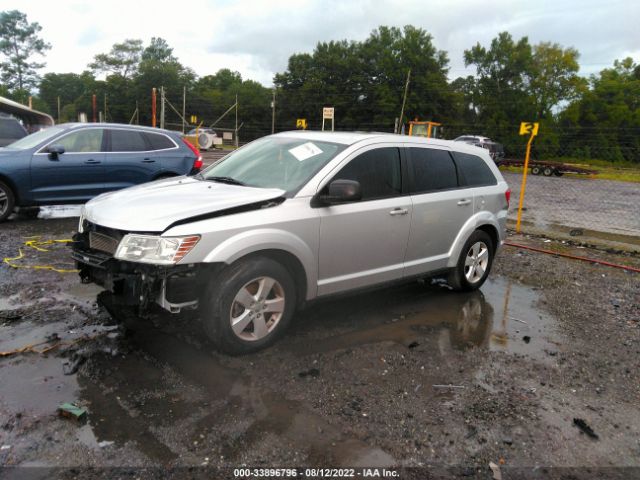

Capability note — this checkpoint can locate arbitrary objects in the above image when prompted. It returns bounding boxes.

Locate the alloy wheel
[464,241,489,284]
[229,276,286,341]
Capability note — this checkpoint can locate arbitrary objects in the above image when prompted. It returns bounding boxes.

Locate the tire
[200,256,297,355]
[543,167,554,176]
[448,230,494,292]
[553,170,564,177]
[531,166,542,175]
[0,181,15,222]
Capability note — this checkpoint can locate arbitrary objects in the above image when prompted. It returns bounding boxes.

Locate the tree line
[1,10,638,162]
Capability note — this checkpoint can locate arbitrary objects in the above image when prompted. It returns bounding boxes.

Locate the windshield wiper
[206,176,246,186]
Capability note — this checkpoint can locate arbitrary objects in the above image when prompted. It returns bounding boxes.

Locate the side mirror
[48,144,65,159]
[316,179,362,206]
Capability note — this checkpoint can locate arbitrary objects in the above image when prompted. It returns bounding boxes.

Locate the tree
[0,10,51,96]
[530,42,586,118]
[141,37,176,63]
[89,39,143,79]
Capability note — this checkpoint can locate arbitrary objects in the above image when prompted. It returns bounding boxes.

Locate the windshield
[5,126,65,150]
[200,136,346,193]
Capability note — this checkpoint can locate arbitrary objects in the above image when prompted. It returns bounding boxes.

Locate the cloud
[0,0,637,85]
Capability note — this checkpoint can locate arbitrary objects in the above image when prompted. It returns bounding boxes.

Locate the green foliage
[0,10,50,98]
[89,39,143,79]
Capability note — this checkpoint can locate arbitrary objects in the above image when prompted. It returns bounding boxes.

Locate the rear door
[316,145,412,296]
[451,151,500,215]
[103,128,161,190]
[403,146,472,277]
[30,128,106,203]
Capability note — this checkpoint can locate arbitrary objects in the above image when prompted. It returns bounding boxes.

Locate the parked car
[0,123,202,221]
[186,128,220,150]
[72,131,510,354]
[0,116,28,147]
[454,135,505,162]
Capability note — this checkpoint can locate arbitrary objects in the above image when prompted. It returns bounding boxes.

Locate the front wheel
[448,230,494,292]
[200,256,296,355]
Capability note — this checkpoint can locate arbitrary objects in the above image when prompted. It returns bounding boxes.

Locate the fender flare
[202,228,317,299]
[447,212,502,268]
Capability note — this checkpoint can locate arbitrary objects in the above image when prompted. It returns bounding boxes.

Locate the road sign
[519,122,539,136]
[322,107,334,120]
[190,115,197,124]
[296,118,307,129]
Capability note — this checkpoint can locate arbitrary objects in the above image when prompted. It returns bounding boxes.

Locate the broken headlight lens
[115,234,200,265]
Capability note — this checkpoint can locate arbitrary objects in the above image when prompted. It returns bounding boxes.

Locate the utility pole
[397,68,411,134]
[271,89,276,134]
[182,86,186,134]
[57,97,61,123]
[136,100,139,125]
[103,94,107,122]
[160,86,165,130]
[92,94,97,123]
[235,94,238,148]
[151,88,157,127]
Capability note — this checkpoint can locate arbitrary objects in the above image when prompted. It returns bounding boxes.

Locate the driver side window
[54,129,104,153]
[330,147,402,201]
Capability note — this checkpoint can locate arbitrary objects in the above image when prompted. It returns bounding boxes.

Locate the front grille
[89,231,120,255]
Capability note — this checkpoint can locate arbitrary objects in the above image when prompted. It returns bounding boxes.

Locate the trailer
[496,158,598,177]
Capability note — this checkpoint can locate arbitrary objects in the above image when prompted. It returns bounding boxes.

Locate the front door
[316,146,411,296]
[30,128,105,203]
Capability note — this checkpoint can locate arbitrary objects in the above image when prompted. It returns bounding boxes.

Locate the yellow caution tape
[2,237,79,274]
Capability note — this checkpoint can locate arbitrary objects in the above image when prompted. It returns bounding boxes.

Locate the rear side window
[453,152,497,187]
[144,132,175,150]
[333,147,402,200]
[110,129,148,152]
[409,148,458,193]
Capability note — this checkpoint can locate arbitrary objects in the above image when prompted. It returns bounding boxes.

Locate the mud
[1,218,639,476]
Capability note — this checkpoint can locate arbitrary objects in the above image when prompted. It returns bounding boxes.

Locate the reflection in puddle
[294,277,558,360]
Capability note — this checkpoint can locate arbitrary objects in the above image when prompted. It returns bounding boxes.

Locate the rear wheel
[448,230,494,292]
[531,166,542,175]
[0,181,15,222]
[543,167,554,176]
[200,256,296,355]
[553,170,564,177]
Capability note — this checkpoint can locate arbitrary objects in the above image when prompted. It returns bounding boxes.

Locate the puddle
[293,276,559,360]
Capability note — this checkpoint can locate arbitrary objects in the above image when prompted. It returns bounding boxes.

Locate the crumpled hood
[83,176,285,232]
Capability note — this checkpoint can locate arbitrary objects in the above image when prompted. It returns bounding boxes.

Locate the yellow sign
[296,118,307,129]
[519,122,539,136]
[190,115,198,124]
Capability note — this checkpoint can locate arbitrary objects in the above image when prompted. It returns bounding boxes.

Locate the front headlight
[114,234,200,265]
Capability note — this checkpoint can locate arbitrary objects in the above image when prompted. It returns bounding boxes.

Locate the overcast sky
[2,0,638,86]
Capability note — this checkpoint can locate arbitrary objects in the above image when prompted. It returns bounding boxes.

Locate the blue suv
[0,123,202,221]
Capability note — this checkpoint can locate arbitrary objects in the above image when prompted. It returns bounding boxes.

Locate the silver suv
[72,131,510,354]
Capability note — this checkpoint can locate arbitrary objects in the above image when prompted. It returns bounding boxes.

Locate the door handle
[457,199,471,206]
[84,159,101,164]
[142,158,156,163]
[389,208,408,216]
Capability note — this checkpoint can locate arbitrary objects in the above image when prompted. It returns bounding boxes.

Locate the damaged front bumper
[71,231,209,313]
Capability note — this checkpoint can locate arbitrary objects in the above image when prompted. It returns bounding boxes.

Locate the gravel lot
[1,215,639,478]
[503,171,640,237]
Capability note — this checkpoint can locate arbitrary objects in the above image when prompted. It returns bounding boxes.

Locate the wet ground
[1,214,639,478]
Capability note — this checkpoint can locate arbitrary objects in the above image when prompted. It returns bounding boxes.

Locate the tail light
[182,138,203,170]
[505,188,511,207]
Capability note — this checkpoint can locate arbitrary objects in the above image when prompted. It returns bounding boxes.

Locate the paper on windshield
[288,142,323,161]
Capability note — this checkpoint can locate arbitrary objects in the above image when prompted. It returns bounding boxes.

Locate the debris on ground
[489,461,502,480]
[573,418,599,439]
[57,403,87,422]
[298,368,320,378]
